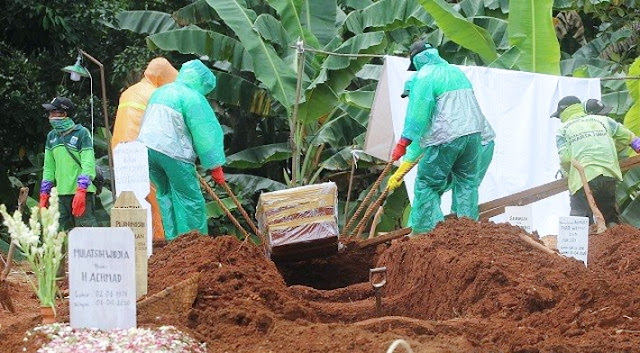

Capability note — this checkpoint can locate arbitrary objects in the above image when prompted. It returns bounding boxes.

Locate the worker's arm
[401,75,436,143]
[556,132,571,174]
[605,117,634,151]
[184,93,226,170]
[78,127,96,181]
[42,139,56,183]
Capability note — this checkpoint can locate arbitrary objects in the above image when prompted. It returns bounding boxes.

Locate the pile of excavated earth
[5,217,640,352]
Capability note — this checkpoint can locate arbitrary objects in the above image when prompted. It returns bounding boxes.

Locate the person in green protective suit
[137,59,226,240]
[552,95,640,226]
[387,41,491,234]
[400,73,495,214]
[39,97,98,230]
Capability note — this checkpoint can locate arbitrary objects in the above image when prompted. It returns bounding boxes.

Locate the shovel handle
[198,175,251,240]
[571,159,606,233]
[220,182,265,244]
[342,160,395,237]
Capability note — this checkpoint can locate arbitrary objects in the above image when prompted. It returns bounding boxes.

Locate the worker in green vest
[39,97,97,230]
[552,95,640,226]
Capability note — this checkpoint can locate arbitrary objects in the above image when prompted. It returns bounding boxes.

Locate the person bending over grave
[386,40,489,234]
[551,95,640,227]
[137,59,226,240]
[400,73,495,215]
[39,97,97,229]
[112,57,178,240]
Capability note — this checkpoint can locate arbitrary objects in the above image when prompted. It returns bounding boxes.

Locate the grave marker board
[557,216,589,266]
[505,206,533,234]
[114,141,152,257]
[111,191,148,299]
[69,227,136,330]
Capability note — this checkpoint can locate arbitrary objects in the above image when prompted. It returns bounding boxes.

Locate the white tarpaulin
[365,55,602,235]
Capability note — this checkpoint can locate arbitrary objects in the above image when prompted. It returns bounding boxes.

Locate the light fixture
[61,49,117,199]
[61,54,90,82]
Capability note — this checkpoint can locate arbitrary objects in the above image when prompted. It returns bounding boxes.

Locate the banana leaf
[301,0,337,46]
[147,25,254,72]
[226,143,292,169]
[620,196,640,227]
[507,0,560,74]
[298,32,385,124]
[340,90,375,110]
[471,16,508,50]
[571,64,626,91]
[173,0,219,26]
[602,91,632,116]
[210,70,273,116]
[206,198,237,219]
[226,174,287,195]
[254,14,291,50]
[572,28,633,59]
[488,46,521,69]
[343,0,374,10]
[112,11,178,34]
[266,0,321,48]
[309,115,366,148]
[624,58,640,136]
[206,0,298,112]
[458,0,486,17]
[344,0,433,35]
[418,0,498,64]
[560,57,620,76]
[355,64,382,80]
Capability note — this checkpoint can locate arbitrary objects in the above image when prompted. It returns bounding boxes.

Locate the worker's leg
[160,156,208,238]
[148,149,177,240]
[589,175,621,226]
[450,133,482,221]
[147,184,166,240]
[57,195,75,231]
[451,140,493,214]
[409,141,460,234]
[569,188,593,224]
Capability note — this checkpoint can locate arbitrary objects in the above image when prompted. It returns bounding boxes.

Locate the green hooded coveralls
[400,49,487,233]
[137,60,226,240]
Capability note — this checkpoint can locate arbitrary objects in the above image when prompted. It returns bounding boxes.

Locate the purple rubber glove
[40,180,54,194]
[77,175,91,190]
[631,137,640,153]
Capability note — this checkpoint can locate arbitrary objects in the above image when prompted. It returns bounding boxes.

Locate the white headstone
[114,141,153,257]
[505,206,533,234]
[557,216,589,266]
[69,227,137,330]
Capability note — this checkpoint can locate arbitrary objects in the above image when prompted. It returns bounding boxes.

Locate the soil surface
[4,218,640,352]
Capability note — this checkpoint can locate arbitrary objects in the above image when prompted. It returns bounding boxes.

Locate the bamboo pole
[198,175,251,240]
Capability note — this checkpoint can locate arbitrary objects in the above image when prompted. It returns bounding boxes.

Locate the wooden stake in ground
[0,187,28,312]
[571,159,606,234]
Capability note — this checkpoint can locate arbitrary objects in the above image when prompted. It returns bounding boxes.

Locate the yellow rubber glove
[387,161,413,191]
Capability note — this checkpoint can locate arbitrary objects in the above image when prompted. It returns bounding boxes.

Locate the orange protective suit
[112,57,178,240]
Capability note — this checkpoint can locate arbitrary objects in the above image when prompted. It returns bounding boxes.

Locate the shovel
[571,159,606,234]
[0,187,29,312]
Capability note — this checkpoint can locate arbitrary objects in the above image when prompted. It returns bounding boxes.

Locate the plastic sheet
[256,182,339,259]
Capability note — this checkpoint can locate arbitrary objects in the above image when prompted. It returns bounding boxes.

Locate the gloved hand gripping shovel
[198,175,252,241]
[0,187,28,312]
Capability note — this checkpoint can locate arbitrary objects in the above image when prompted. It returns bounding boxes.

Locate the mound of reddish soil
[6,218,640,352]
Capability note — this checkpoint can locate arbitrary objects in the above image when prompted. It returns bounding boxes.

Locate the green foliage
[623,57,640,135]
[507,0,561,74]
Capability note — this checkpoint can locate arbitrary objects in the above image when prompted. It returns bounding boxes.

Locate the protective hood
[176,59,217,95]
[411,48,448,71]
[559,103,587,123]
[144,57,178,87]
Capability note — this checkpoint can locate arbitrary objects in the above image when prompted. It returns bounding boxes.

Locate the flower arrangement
[0,187,65,310]
[23,324,208,353]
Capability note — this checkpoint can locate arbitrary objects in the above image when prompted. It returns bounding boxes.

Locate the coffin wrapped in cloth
[256,182,339,260]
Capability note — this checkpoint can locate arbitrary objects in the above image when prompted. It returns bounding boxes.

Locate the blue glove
[631,137,640,153]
